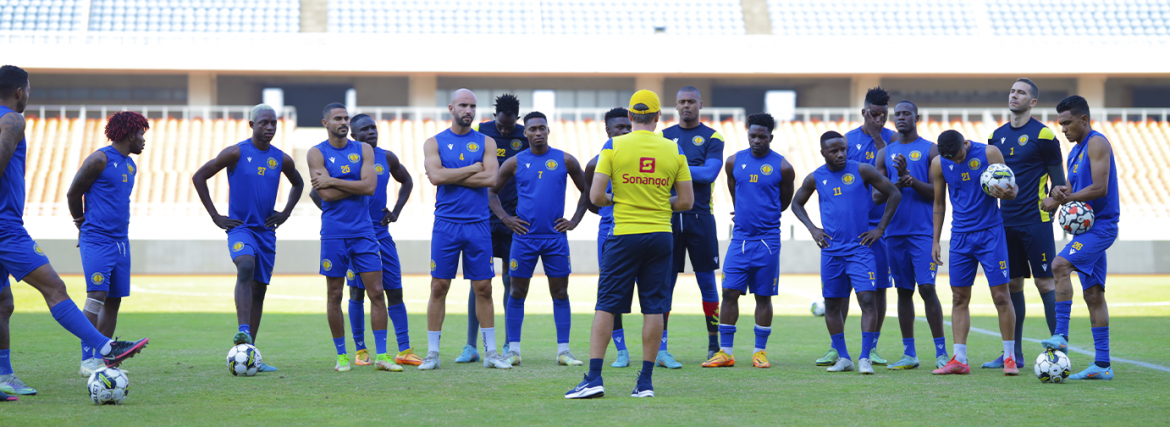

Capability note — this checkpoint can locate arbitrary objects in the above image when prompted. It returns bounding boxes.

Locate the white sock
[721,347,733,356]
[508,341,521,354]
[554,343,567,353]
[954,343,967,364]
[1003,340,1015,361]
[427,331,441,355]
[482,327,498,354]
[98,340,113,356]
[753,348,765,354]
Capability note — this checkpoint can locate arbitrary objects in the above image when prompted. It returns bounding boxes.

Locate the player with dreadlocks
[457,93,529,363]
[66,111,148,377]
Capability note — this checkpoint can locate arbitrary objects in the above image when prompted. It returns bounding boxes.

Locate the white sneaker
[827,358,855,372]
[483,350,513,369]
[858,358,875,375]
[78,358,103,378]
[418,352,441,370]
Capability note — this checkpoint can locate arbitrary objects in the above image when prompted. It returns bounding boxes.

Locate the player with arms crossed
[491,111,589,366]
[309,113,417,368]
[193,104,302,373]
[984,78,1065,369]
[0,65,147,402]
[873,100,948,370]
[792,131,901,374]
[658,86,724,367]
[421,89,510,370]
[566,90,693,399]
[307,103,396,372]
[828,86,899,367]
[1039,95,1119,380]
[66,112,147,377]
[459,94,528,363]
[583,107,634,368]
[702,113,795,369]
[929,130,1020,376]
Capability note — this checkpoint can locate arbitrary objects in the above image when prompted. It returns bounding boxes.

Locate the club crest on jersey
[321,259,333,271]
[1018,135,1029,145]
[841,173,856,185]
[545,159,559,170]
[430,259,436,271]
[968,158,982,170]
[346,269,355,281]
[760,164,774,175]
[127,164,135,174]
[692,135,705,146]
[509,259,518,270]
[511,139,522,150]
[375,164,385,175]
[232,242,244,252]
[347,153,360,164]
[466,142,480,153]
[91,273,104,285]
[267,157,278,169]
[33,243,43,256]
[909,150,923,161]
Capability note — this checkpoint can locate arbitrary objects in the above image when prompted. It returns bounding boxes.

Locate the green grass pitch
[3,274,1170,425]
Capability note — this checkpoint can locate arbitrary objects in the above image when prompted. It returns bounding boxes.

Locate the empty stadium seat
[87,0,300,32]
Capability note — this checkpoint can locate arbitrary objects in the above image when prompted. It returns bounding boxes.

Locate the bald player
[420,89,511,370]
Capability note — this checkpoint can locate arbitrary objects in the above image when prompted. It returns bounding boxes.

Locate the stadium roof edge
[6,33,1170,75]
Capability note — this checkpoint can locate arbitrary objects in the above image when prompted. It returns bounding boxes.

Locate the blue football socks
[1056,300,1073,340]
[373,329,388,355]
[0,349,12,375]
[587,358,603,380]
[50,300,109,355]
[659,330,669,352]
[903,337,917,358]
[1040,290,1057,335]
[754,325,770,351]
[861,332,876,361]
[238,324,250,335]
[1092,326,1110,368]
[349,299,366,351]
[612,329,628,351]
[553,298,571,345]
[831,333,851,360]
[387,303,410,352]
[719,324,736,353]
[506,295,526,346]
[933,337,947,358]
[81,343,94,361]
[333,337,347,355]
[640,360,654,381]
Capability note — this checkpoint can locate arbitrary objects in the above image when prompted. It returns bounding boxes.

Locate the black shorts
[1005,222,1056,279]
[491,229,513,260]
[596,232,673,314]
[671,213,720,273]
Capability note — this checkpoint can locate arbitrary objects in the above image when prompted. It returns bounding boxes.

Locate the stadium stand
[988,0,1170,36]
[87,0,300,32]
[0,0,87,31]
[767,0,979,36]
[326,0,745,35]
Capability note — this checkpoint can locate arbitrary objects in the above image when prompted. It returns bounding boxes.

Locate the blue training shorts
[227,226,276,284]
[672,212,720,272]
[821,248,878,298]
[0,226,50,283]
[596,232,673,314]
[508,235,571,279]
[320,236,380,278]
[1058,223,1117,290]
[949,226,1010,287]
[346,230,402,290]
[886,234,937,289]
[721,239,780,296]
[430,218,494,281]
[81,237,131,298]
[870,236,893,289]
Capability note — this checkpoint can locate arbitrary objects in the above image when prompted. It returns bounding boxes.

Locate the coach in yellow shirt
[565,90,693,400]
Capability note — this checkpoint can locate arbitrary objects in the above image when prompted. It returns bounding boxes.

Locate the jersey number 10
[749,174,758,183]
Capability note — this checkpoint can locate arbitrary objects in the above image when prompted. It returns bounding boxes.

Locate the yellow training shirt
[595,130,692,235]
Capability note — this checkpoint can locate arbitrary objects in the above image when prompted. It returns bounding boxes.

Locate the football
[87,367,129,405]
[980,163,1016,195]
[1058,201,1095,235]
[227,343,262,377]
[1034,349,1072,383]
[810,299,825,317]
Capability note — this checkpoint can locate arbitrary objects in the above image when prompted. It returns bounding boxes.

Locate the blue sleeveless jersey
[846,126,895,226]
[815,161,872,256]
[475,121,528,224]
[514,148,567,238]
[940,142,1002,233]
[1067,130,1120,227]
[730,149,785,240]
[316,140,373,238]
[80,146,136,240]
[0,106,26,227]
[366,147,392,236]
[434,129,489,223]
[227,139,283,229]
[592,155,614,235]
[883,137,935,237]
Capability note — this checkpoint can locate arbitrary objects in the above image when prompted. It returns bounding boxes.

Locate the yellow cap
[628,90,661,115]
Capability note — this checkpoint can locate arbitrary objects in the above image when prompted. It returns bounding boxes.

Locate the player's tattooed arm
[778,158,796,212]
[724,153,738,210]
[790,173,828,248]
[859,163,900,246]
[306,146,349,202]
[558,152,589,232]
[582,156,600,214]
[1058,134,1113,204]
[423,137,480,186]
[461,136,500,188]
[192,145,243,230]
[383,150,413,225]
[0,112,25,185]
[930,157,947,266]
[66,151,108,229]
[984,145,1017,200]
[266,152,303,229]
[489,157,528,235]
